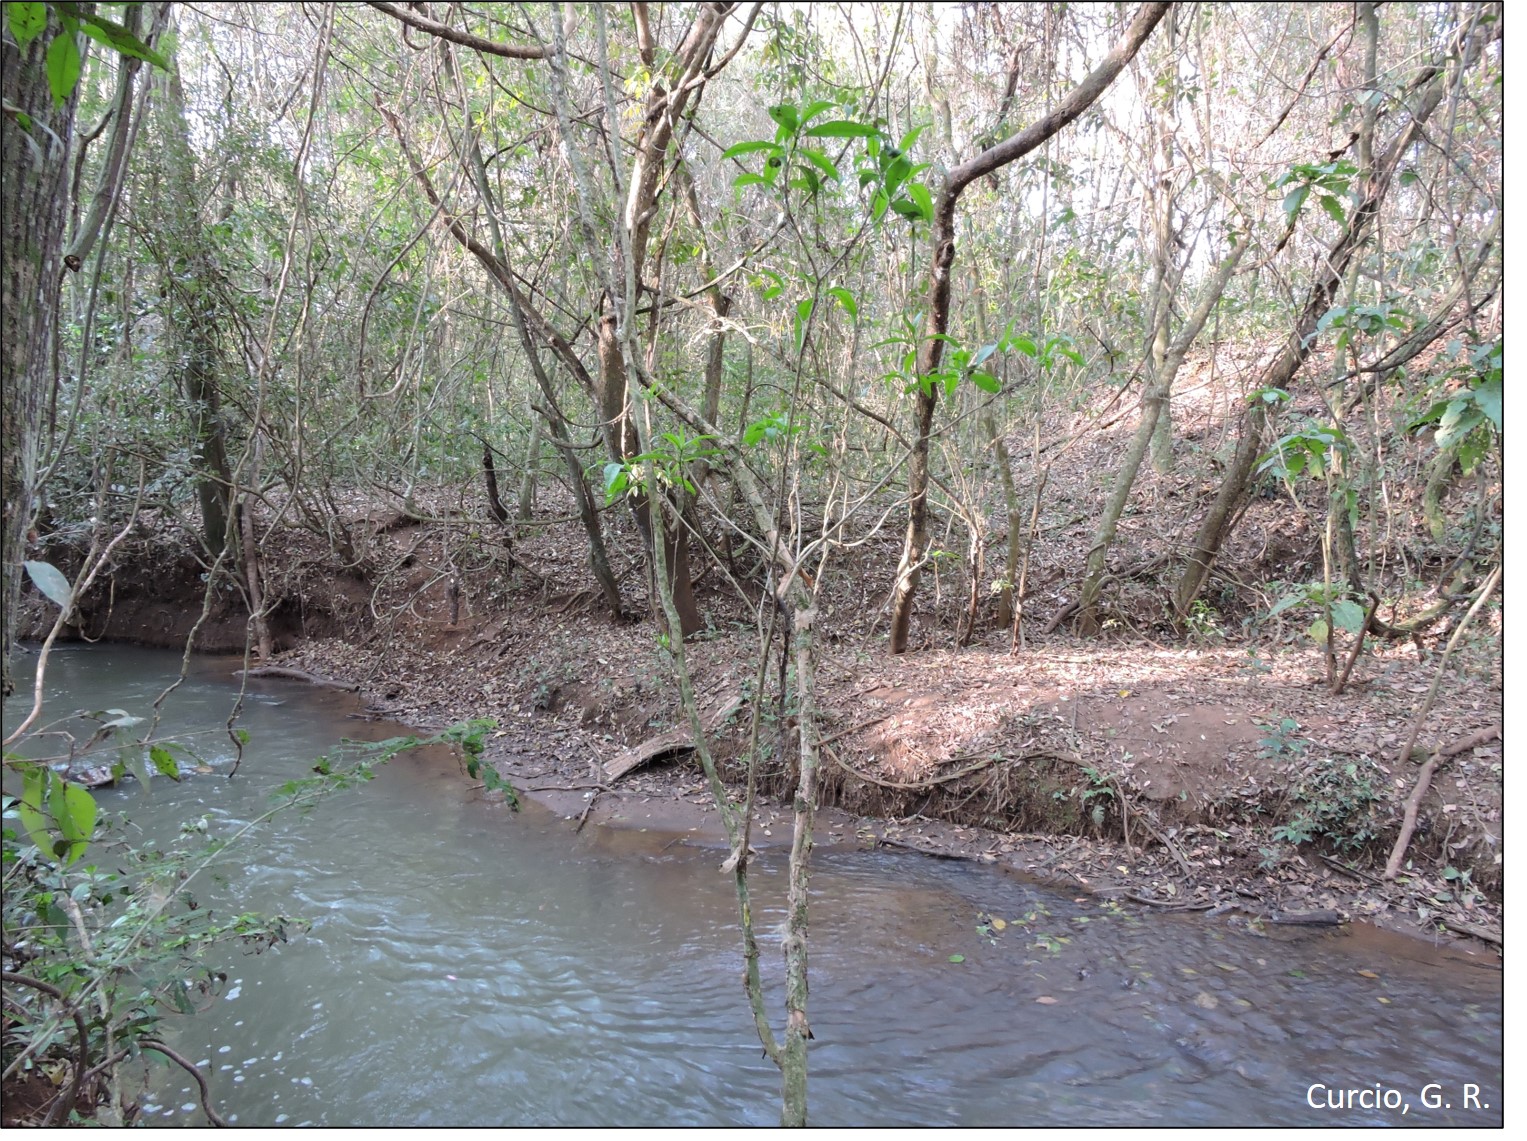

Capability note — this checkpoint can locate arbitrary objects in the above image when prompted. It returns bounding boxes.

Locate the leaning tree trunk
[888,2,1169,654]
[1172,26,1479,617]
[1076,232,1250,633]
[2,14,83,695]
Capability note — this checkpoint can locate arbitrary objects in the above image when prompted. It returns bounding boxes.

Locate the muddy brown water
[4,646,1503,1126]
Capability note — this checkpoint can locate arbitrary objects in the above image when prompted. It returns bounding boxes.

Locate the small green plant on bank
[1185,599,1225,644]
[1256,717,1307,760]
[1274,754,1386,854]
[1078,766,1115,829]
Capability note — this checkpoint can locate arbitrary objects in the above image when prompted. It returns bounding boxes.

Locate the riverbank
[17,481,1502,949]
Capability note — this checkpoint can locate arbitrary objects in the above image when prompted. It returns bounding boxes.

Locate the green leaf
[1318,194,1346,225]
[1475,375,1501,432]
[1266,589,1309,618]
[799,99,836,126]
[970,371,1001,394]
[7,2,47,52]
[721,140,780,160]
[73,10,170,69]
[732,171,767,189]
[1457,435,1485,475]
[603,461,629,503]
[149,745,182,781]
[752,269,785,300]
[1329,599,1366,634]
[767,103,800,135]
[1307,618,1330,644]
[1005,335,1038,358]
[45,28,82,107]
[797,147,839,182]
[1282,183,1309,224]
[793,297,813,353]
[948,954,965,963]
[905,181,934,222]
[825,286,857,320]
[128,749,152,792]
[889,196,923,220]
[57,781,97,851]
[805,120,877,139]
[1435,401,1483,450]
[871,189,889,221]
[23,560,72,609]
[19,767,54,857]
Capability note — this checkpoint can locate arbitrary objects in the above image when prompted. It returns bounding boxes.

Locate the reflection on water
[4,646,1503,1126]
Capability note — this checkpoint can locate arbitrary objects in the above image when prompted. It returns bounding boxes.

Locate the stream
[3,645,1503,1126]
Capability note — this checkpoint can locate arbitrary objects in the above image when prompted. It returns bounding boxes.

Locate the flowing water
[4,645,1503,1126]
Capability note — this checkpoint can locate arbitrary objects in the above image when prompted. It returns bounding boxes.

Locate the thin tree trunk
[515,409,540,520]
[888,3,1169,654]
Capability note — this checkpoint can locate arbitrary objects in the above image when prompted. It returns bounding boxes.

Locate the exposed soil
[16,363,1503,951]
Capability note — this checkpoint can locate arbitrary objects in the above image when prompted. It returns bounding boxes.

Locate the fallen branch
[1043,599,1080,634]
[874,835,978,861]
[1442,917,1502,947]
[1319,853,1385,886]
[1129,811,1195,879]
[235,666,358,692]
[1384,567,1500,879]
[573,785,607,833]
[1122,892,1212,911]
[815,714,892,748]
[1437,723,1502,759]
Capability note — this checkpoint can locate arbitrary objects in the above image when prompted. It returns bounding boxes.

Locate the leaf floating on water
[1357,969,1380,979]
[1194,992,1219,1010]
[948,954,965,964]
[1376,996,1392,1005]
[1035,996,1058,1005]
[1178,967,1199,976]
[991,918,1007,931]
[1215,962,1239,972]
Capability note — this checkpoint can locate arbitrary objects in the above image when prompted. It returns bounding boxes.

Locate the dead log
[236,666,359,692]
[604,694,742,782]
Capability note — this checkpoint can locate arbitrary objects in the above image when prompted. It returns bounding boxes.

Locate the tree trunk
[157,56,235,556]
[515,408,541,520]
[888,2,1169,654]
[1077,232,1249,632]
[2,14,83,695]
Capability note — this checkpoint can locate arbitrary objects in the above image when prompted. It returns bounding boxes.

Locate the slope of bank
[16,501,1502,949]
